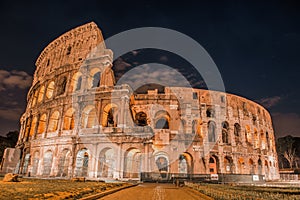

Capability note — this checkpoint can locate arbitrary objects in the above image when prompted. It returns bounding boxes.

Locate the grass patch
[185,182,300,200]
[0,177,128,200]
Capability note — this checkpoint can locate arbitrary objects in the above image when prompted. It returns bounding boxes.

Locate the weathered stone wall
[10,22,279,181]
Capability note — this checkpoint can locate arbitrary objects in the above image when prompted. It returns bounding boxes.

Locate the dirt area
[0,178,128,200]
[100,183,212,200]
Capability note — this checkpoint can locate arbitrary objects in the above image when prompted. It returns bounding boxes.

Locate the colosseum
[2,22,279,182]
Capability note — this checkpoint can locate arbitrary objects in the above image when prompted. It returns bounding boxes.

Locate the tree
[277,135,298,169]
[284,146,296,169]
[0,130,19,160]
[6,131,19,144]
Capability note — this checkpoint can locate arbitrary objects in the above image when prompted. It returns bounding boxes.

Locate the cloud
[116,63,192,90]
[257,96,281,108]
[272,112,300,138]
[0,69,30,123]
[0,107,23,120]
[0,69,32,91]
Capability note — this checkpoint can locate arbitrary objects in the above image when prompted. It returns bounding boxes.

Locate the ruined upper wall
[133,87,273,130]
[33,22,104,85]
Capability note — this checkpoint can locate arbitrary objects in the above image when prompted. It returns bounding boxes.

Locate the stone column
[57,107,65,136]
[50,144,59,176]
[118,96,125,127]
[33,114,40,139]
[44,109,51,138]
[144,142,149,173]
[90,144,97,178]
[118,143,124,179]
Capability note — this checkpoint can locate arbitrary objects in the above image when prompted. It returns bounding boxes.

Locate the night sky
[0,1,299,138]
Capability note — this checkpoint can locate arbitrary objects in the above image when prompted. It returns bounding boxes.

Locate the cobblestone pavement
[100,183,209,200]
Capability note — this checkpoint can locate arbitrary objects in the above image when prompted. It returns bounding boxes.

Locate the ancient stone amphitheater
[5,22,280,182]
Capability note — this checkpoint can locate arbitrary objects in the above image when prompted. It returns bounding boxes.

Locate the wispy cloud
[0,69,31,122]
[116,63,193,90]
[257,96,281,108]
[0,70,32,91]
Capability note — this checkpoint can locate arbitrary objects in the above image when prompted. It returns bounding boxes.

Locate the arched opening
[63,108,75,130]
[237,158,245,174]
[66,46,72,55]
[57,149,71,177]
[57,76,67,95]
[254,129,259,149]
[43,150,53,175]
[245,125,251,144]
[37,114,47,134]
[155,118,169,129]
[88,68,101,88]
[154,110,170,129]
[31,151,39,176]
[206,107,215,118]
[37,86,45,103]
[123,148,141,178]
[209,155,219,174]
[102,104,118,127]
[22,153,30,174]
[29,117,37,137]
[265,160,269,180]
[222,121,229,144]
[179,153,193,175]
[46,81,55,99]
[82,106,98,128]
[258,158,262,175]
[87,109,97,128]
[48,111,60,132]
[71,72,83,92]
[98,148,115,178]
[260,130,266,149]
[155,154,169,178]
[208,121,216,142]
[134,112,147,126]
[234,123,241,144]
[249,159,255,174]
[224,156,233,173]
[92,71,101,88]
[76,76,82,91]
[75,149,89,177]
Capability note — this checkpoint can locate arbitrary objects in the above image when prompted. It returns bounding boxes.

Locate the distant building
[1,22,279,181]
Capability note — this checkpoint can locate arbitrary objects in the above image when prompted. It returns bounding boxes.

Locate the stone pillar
[50,145,59,176]
[124,96,130,127]
[33,114,40,139]
[97,100,102,127]
[118,143,124,179]
[118,96,125,127]
[90,144,97,178]
[37,150,43,176]
[44,109,51,138]
[57,107,64,136]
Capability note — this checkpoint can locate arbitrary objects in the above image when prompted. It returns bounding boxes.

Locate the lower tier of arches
[17,138,280,181]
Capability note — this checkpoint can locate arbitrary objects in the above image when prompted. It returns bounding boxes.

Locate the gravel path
[100,183,211,200]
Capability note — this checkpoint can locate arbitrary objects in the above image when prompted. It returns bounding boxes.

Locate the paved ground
[100,183,210,200]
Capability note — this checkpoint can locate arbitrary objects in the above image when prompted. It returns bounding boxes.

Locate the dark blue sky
[0,0,299,137]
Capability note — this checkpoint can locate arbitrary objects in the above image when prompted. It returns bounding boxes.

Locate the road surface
[100,183,211,200]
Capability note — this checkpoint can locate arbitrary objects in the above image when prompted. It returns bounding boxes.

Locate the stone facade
[7,22,279,180]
